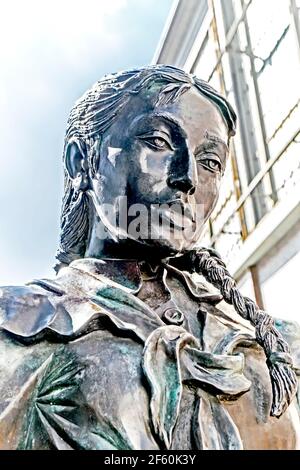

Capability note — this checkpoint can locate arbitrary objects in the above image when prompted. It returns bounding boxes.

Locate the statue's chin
[145,221,204,253]
[100,220,203,259]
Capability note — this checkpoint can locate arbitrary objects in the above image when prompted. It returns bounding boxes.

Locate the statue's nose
[167,144,198,195]
[167,174,196,194]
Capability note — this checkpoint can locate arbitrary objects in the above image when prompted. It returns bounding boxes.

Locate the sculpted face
[88,84,228,251]
[65,85,229,257]
[90,86,229,253]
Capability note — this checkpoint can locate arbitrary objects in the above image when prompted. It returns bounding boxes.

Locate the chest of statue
[0,259,299,450]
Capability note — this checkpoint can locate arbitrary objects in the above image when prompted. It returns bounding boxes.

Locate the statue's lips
[153,200,195,230]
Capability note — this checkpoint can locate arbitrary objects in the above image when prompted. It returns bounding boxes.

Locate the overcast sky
[0,0,173,285]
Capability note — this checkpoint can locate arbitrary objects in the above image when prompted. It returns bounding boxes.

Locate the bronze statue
[0,65,299,450]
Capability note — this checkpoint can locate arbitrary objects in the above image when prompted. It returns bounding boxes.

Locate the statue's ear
[65,139,89,191]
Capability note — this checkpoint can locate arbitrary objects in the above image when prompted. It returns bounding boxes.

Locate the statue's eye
[197,156,222,173]
[140,136,172,151]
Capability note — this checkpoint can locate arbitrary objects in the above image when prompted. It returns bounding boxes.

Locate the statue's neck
[84,215,174,263]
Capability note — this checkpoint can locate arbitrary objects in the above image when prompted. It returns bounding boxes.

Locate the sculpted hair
[55,65,237,268]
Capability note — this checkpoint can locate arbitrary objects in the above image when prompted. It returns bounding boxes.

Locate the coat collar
[65,257,223,304]
[68,258,143,293]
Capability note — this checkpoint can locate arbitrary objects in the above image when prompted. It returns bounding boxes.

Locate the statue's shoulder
[0,283,57,338]
[0,273,104,340]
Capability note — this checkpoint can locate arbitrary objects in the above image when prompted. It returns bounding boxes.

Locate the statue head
[55,65,236,269]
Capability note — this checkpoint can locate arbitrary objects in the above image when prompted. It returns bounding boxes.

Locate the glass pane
[214,211,243,264]
[261,250,300,321]
[237,269,255,300]
[268,100,300,158]
[193,30,218,82]
[257,29,300,139]
[247,0,290,59]
[247,0,300,139]
[272,139,300,200]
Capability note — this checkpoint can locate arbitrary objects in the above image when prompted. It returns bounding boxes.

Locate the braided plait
[193,248,298,418]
